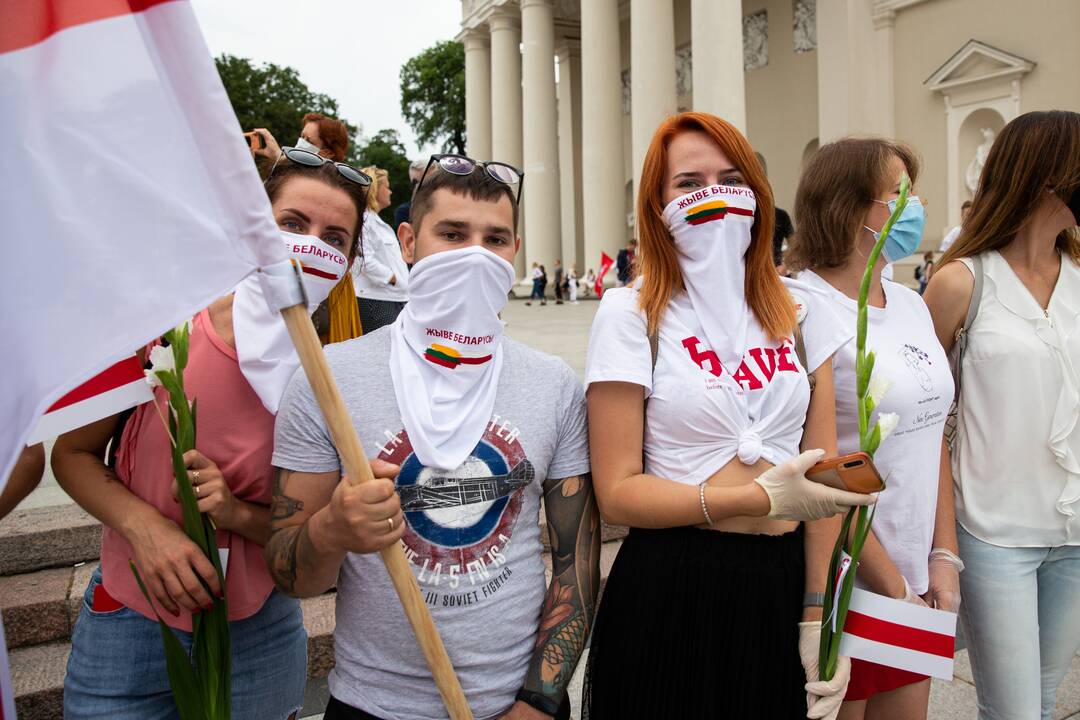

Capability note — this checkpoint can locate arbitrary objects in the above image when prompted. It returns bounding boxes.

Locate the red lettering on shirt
[749,347,778,382]
[732,360,764,390]
[777,344,799,372]
[681,336,724,377]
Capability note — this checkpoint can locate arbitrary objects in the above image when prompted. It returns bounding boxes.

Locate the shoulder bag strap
[794,323,816,394]
[944,255,983,451]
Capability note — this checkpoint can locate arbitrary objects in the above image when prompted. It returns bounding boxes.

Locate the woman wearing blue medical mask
[786,138,959,720]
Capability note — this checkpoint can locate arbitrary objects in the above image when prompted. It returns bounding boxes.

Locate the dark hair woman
[923,110,1080,720]
[787,137,958,720]
[54,155,368,720]
[582,112,873,719]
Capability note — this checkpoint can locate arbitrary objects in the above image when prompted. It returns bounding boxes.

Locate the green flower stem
[818,174,911,682]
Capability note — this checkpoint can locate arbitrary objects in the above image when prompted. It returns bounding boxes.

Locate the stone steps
[0,504,101,576]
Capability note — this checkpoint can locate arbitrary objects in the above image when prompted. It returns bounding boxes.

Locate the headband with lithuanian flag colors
[424,343,494,369]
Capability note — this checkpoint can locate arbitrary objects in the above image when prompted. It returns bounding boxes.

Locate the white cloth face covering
[233,230,349,413]
[663,184,757,369]
[389,245,516,470]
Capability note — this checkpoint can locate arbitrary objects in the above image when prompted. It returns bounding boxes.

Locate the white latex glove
[925,548,963,612]
[900,576,929,607]
[799,621,850,720]
[754,450,877,521]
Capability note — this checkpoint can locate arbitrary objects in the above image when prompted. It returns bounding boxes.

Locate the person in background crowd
[615,239,637,287]
[539,264,549,300]
[53,153,370,720]
[353,166,409,332]
[786,138,959,720]
[582,111,873,719]
[756,152,796,275]
[554,259,565,305]
[0,444,45,520]
[568,263,580,304]
[915,251,935,295]
[268,156,599,720]
[249,113,362,344]
[940,200,973,254]
[249,112,350,166]
[526,261,546,306]
[394,158,428,232]
[924,110,1080,720]
[582,268,596,298]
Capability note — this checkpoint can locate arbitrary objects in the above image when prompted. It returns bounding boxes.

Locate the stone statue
[966,127,995,194]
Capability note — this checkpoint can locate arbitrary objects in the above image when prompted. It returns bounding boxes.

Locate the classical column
[873,9,896,138]
[488,8,526,278]
[631,0,677,194]
[691,0,745,131]
[462,28,491,160]
[521,0,562,271]
[581,0,625,271]
[816,0,881,142]
[557,39,584,273]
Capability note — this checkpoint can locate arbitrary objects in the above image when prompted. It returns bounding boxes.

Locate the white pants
[569,281,578,302]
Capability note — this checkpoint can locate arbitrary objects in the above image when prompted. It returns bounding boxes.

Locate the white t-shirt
[353,210,409,302]
[584,279,849,486]
[940,226,961,253]
[801,271,953,593]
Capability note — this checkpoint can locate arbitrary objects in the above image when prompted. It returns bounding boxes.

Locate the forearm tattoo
[265,469,314,595]
[524,473,601,702]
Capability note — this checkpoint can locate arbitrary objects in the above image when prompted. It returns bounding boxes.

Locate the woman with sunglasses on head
[352,166,410,332]
[923,110,1080,720]
[582,112,874,720]
[53,152,373,720]
[785,138,958,720]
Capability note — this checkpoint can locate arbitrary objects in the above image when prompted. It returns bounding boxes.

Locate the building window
[794,0,817,53]
[744,10,768,71]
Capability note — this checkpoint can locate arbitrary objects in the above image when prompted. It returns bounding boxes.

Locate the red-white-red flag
[596,252,614,297]
[0,1,287,485]
[839,588,958,680]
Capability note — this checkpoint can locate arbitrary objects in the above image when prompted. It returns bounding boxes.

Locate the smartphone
[244,131,266,151]
[806,451,885,494]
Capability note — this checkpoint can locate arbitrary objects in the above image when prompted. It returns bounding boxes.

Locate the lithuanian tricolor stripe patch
[685,200,755,225]
[423,343,493,369]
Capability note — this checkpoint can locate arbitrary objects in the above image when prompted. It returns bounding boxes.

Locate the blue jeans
[957,524,1080,720]
[65,569,307,720]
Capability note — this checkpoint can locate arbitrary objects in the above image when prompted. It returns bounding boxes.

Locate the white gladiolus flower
[144,344,176,387]
[877,412,900,440]
[868,375,892,406]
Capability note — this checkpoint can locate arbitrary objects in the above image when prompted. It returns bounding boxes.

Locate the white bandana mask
[234,230,349,413]
[663,184,757,369]
[390,245,515,470]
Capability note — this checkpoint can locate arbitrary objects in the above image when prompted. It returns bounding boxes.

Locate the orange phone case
[806,452,885,494]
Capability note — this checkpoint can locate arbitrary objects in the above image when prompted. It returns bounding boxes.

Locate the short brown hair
[302,112,350,162]
[786,137,920,272]
[941,111,1080,267]
[264,159,366,261]
[409,165,519,232]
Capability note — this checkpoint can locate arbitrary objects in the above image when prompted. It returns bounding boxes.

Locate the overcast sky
[191,1,462,159]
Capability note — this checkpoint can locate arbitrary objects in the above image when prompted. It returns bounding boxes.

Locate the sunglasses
[266,147,372,190]
[416,153,524,204]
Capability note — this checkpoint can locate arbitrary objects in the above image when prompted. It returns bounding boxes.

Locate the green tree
[214,54,360,160]
[355,129,412,225]
[399,41,466,154]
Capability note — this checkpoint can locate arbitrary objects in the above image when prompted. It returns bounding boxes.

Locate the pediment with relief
[925,39,1035,93]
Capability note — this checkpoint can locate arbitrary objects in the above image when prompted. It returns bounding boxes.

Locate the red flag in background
[596,252,614,297]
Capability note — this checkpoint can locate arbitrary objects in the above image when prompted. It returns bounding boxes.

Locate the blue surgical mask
[865,196,925,263]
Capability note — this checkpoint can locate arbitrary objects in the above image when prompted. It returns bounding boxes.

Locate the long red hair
[637,112,796,340]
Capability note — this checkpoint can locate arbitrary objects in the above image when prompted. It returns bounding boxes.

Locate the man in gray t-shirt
[267,159,599,720]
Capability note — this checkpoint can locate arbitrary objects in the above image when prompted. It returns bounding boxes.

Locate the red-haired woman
[582,112,873,718]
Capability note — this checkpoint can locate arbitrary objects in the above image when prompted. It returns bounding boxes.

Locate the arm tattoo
[270,469,306,522]
[265,469,315,596]
[524,473,601,702]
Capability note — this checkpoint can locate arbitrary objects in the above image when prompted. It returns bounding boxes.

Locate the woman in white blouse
[582,112,873,719]
[786,138,960,720]
[353,166,409,331]
[924,110,1080,720]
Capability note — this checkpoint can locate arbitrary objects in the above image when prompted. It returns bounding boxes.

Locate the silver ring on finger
[387,517,394,532]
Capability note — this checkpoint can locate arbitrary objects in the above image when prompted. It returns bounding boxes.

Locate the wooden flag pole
[279,303,474,720]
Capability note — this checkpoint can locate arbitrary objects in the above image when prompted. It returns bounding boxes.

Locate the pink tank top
[101,308,276,631]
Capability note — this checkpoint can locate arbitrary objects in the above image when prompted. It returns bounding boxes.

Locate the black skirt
[583,526,806,719]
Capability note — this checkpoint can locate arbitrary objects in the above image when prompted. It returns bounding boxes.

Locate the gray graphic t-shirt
[273,328,589,720]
